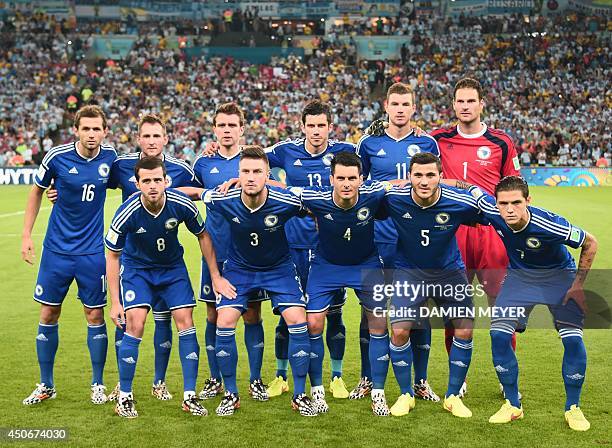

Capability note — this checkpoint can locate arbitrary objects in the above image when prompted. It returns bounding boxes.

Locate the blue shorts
[34,249,106,308]
[217,260,305,314]
[290,247,346,310]
[306,253,384,313]
[389,268,474,325]
[376,242,396,270]
[120,264,196,312]
[199,259,268,304]
[495,269,583,329]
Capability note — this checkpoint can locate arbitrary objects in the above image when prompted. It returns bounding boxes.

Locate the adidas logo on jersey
[122,357,136,364]
[402,212,413,219]
[159,341,172,349]
[128,175,137,183]
[494,365,509,373]
[206,345,215,351]
[210,167,219,174]
[376,149,386,156]
[292,350,309,358]
[293,159,303,166]
[69,167,79,174]
[252,342,265,349]
[232,217,241,224]
[393,360,409,367]
[450,360,468,368]
[136,227,147,234]
[93,334,108,340]
[36,333,48,342]
[376,354,390,361]
[185,352,199,360]
[216,350,230,358]
[310,352,319,359]
[324,214,334,221]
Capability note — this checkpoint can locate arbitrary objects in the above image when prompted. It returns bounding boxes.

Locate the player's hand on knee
[218,178,241,195]
[201,141,220,157]
[21,236,35,265]
[563,286,588,314]
[110,302,125,329]
[364,118,387,137]
[212,276,237,300]
[46,187,58,204]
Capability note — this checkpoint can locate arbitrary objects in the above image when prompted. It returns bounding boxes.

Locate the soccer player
[106,114,201,402]
[462,176,597,431]
[430,78,520,384]
[193,103,268,402]
[356,82,441,402]
[289,152,392,415]
[381,153,485,418]
[105,156,235,418]
[21,105,116,406]
[202,146,315,417]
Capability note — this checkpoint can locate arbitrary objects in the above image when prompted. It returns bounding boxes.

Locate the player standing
[202,146,316,417]
[105,156,234,418]
[465,177,596,431]
[22,105,116,406]
[356,83,441,401]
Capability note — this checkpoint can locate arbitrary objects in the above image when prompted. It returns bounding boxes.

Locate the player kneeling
[105,157,235,418]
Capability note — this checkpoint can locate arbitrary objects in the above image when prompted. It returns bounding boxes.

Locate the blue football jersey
[265,138,357,249]
[108,152,200,201]
[382,185,486,270]
[193,152,241,261]
[357,131,440,244]
[105,188,205,269]
[293,181,387,265]
[202,186,304,269]
[34,142,117,255]
[469,187,585,270]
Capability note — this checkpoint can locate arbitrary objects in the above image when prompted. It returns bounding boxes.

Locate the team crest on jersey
[435,212,450,224]
[35,284,43,296]
[166,175,173,187]
[125,290,136,303]
[526,237,541,249]
[98,163,110,177]
[357,207,370,221]
[477,146,491,160]
[264,214,278,227]
[165,218,179,230]
[407,144,421,157]
[322,153,334,166]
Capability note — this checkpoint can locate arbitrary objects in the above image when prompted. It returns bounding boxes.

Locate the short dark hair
[331,151,362,175]
[213,102,245,127]
[301,100,332,125]
[495,176,529,199]
[453,77,484,101]
[409,152,442,173]
[134,156,167,181]
[74,105,108,129]
[240,145,269,166]
[138,113,166,135]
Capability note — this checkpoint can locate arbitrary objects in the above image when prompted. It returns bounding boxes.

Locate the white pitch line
[0,206,51,218]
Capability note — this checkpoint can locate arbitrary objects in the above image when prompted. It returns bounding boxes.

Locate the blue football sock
[205,319,221,380]
[287,323,310,397]
[275,317,289,380]
[244,320,265,382]
[447,336,473,397]
[359,326,372,378]
[308,332,324,387]
[118,333,141,393]
[491,326,520,407]
[153,312,172,384]
[114,323,125,372]
[390,340,414,395]
[87,322,107,385]
[410,326,431,384]
[326,309,346,379]
[215,327,238,394]
[369,332,390,390]
[560,328,587,410]
[178,327,199,393]
[36,323,59,388]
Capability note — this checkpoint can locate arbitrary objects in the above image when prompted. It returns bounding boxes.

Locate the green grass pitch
[0,185,610,448]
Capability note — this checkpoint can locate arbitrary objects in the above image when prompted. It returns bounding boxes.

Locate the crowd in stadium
[0,9,610,168]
